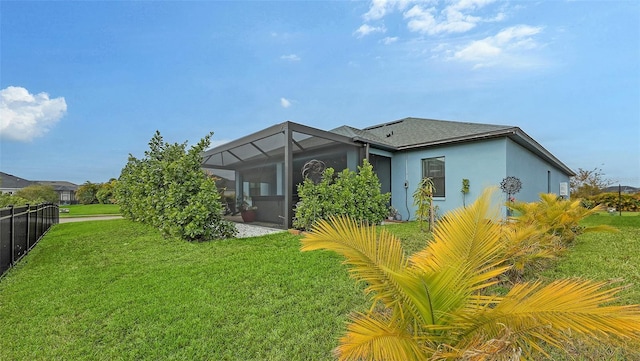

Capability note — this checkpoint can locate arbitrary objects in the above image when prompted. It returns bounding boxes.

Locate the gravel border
[234,223,286,238]
[59,216,285,239]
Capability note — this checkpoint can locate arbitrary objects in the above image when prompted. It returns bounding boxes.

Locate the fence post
[9,205,15,266]
[25,204,31,250]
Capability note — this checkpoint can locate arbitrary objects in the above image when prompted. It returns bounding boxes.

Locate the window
[422,156,445,197]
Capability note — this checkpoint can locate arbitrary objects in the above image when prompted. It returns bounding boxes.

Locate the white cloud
[363,0,412,21]
[354,24,387,38]
[361,0,503,36]
[280,97,292,108]
[357,1,547,70]
[451,25,544,68]
[404,0,498,35]
[381,36,399,44]
[280,54,301,62]
[0,86,67,142]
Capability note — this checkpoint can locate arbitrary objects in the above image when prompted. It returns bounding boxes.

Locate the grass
[381,220,432,256]
[540,213,640,305]
[537,213,640,360]
[59,204,121,217]
[0,220,368,360]
[1,214,638,360]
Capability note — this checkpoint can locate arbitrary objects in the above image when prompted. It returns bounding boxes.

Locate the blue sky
[1,0,639,187]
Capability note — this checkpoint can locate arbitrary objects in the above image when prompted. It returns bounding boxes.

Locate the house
[35,181,79,204]
[0,172,78,204]
[201,117,575,228]
[0,172,34,195]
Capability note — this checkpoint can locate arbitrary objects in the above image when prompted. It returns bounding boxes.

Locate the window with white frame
[422,156,445,197]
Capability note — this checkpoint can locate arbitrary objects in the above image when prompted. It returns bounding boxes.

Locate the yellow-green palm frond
[336,311,433,361]
[301,216,435,325]
[409,188,509,316]
[500,223,562,274]
[411,188,504,276]
[461,278,640,357]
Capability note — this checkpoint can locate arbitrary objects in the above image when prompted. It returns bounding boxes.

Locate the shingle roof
[329,117,574,176]
[329,125,395,148]
[360,117,514,149]
[0,172,35,189]
[36,181,78,191]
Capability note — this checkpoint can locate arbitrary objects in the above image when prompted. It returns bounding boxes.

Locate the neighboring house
[0,172,34,195]
[0,172,78,204]
[35,181,79,204]
[201,117,575,228]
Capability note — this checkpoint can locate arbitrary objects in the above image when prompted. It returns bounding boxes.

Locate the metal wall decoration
[501,176,522,216]
[500,176,522,199]
[301,160,326,184]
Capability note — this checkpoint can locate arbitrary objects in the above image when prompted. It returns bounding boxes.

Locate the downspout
[284,125,293,229]
[405,154,411,221]
[364,143,370,162]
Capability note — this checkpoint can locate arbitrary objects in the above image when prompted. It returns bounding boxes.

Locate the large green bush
[293,159,390,230]
[115,131,237,241]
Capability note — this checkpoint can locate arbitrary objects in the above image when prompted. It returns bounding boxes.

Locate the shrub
[293,159,390,230]
[587,192,640,212]
[0,193,30,207]
[115,131,237,241]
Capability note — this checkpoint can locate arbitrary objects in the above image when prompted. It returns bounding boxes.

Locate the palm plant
[508,193,616,244]
[499,223,561,281]
[413,177,435,231]
[301,188,640,360]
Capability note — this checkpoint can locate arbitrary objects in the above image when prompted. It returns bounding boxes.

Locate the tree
[15,184,59,204]
[301,189,640,361]
[76,181,101,204]
[570,167,613,199]
[115,131,236,241]
[96,179,117,204]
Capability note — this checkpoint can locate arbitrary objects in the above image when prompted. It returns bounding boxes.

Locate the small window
[422,157,445,197]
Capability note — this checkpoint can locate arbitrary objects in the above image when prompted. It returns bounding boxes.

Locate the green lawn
[0,220,367,360]
[59,204,121,217]
[540,213,640,304]
[539,214,640,360]
[1,215,638,360]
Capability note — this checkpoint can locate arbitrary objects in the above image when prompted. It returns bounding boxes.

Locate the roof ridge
[364,117,512,130]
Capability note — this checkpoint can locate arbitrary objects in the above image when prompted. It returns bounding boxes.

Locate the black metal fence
[0,203,59,277]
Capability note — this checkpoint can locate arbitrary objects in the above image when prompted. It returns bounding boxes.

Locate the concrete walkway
[59,215,124,223]
[57,215,284,238]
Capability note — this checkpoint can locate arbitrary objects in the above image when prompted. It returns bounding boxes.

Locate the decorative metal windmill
[301,160,326,184]
[500,176,522,216]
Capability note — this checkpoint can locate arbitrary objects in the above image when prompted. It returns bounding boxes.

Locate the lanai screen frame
[201,121,366,228]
